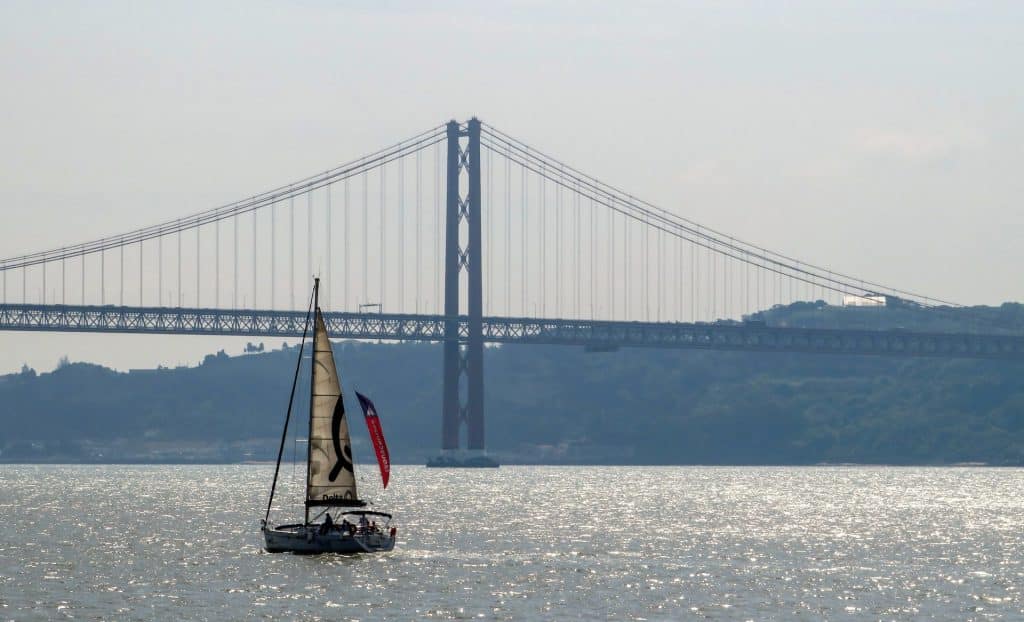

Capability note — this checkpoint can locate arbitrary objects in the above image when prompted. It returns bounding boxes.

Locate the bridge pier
[437,118,491,465]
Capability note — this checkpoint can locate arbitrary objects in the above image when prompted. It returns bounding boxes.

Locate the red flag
[355,391,390,489]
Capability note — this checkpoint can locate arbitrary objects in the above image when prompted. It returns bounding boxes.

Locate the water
[1,465,1022,620]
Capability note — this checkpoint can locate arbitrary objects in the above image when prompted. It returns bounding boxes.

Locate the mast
[304,277,319,525]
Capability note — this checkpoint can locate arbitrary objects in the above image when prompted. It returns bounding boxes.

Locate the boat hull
[263,526,395,554]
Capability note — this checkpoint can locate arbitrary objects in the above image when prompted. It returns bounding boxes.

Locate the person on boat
[320,513,334,534]
[358,514,369,533]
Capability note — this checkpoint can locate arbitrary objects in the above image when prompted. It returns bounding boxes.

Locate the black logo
[328,396,354,481]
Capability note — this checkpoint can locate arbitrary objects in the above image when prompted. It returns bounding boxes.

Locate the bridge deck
[1,303,1022,360]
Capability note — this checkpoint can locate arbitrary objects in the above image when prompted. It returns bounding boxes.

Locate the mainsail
[306,309,362,507]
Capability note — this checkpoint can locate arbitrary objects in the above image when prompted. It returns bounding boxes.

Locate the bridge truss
[3,303,1022,360]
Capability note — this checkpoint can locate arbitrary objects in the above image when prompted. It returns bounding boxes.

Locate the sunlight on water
[0,465,1022,620]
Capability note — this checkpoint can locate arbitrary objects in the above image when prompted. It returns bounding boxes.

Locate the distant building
[843,294,887,307]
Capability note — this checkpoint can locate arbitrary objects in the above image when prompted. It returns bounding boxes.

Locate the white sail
[306,309,360,506]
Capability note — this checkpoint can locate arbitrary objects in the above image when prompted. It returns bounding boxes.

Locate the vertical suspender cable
[363,173,368,306]
[559,176,565,317]
[253,210,258,308]
[658,227,663,321]
[415,150,421,313]
[609,199,615,320]
[434,141,440,313]
[215,218,220,308]
[574,180,580,319]
[380,163,386,309]
[290,197,295,309]
[521,159,527,315]
[271,201,276,310]
[486,146,492,314]
[343,179,349,311]
[539,162,545,317]
[504,147,511,317]
[693,228,699,321]
[307,191,313,284]
[176,225,181,307]
[196,225,201,308]
[326,186,332,309]
[398,158,404,311]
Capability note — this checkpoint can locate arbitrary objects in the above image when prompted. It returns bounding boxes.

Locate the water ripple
[0,465,1021,619]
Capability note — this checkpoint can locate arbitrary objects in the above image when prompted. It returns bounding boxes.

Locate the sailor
[320,513,334,534]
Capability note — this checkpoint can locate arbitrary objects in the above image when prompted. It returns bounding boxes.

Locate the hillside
[1,303,1023,465]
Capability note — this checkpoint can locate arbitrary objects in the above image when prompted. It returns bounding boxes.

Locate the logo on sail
[328,396,353,481]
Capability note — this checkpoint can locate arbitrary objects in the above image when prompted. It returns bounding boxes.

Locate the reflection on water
[0,465,1022,619]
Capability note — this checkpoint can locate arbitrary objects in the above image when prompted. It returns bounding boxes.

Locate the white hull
[262,525,395,554]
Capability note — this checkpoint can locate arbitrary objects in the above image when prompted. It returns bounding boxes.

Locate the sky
[0,1,1022,374]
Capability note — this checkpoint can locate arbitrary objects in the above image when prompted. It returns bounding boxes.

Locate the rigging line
[482,127,957,307]
[481,142,913,303]
[1,132,447,270]
[263,286,316,524]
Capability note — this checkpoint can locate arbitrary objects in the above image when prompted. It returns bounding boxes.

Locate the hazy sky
[1,1,1021,373]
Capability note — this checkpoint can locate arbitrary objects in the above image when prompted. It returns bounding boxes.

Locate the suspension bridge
[2,118,1021,456]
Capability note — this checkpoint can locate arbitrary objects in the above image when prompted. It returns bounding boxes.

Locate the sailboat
[261,278,396,554]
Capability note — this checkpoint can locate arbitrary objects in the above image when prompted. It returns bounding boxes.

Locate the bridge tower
[438,118,489,463]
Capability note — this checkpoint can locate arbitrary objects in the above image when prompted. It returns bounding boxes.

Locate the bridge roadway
[1,303,1022,360]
